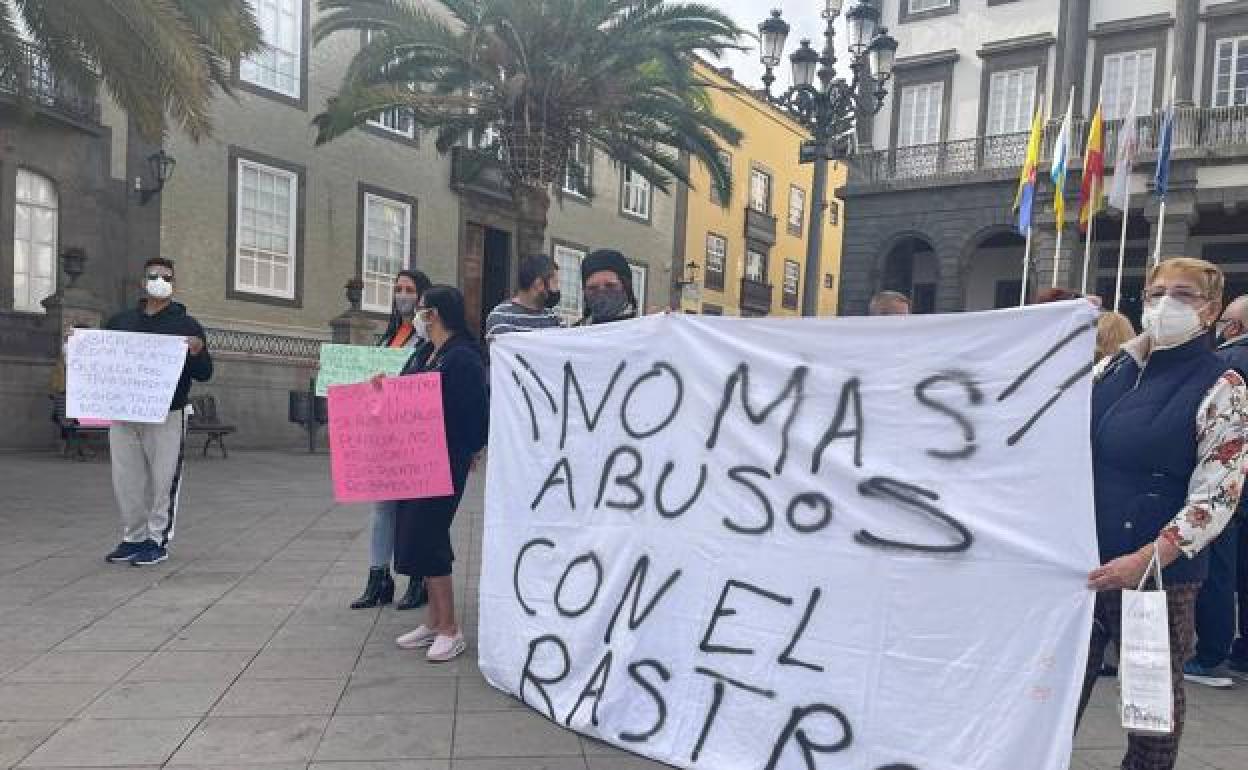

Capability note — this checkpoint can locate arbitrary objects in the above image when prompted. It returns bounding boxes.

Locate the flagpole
[1052,85,1075,288]
[1053,225,1064,288]
[1081,204,1094,294]
[1153,198,1167,266]
[1151,74,1177,267]
[1020,225,1033,307]
[1114,202,1129,312]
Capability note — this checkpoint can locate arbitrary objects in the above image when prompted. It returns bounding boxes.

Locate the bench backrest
[189,395,220,425]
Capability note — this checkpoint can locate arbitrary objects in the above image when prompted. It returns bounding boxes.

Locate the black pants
[1193,521,1240,667]
[1233,522,1248,662]
[393,458,470,579]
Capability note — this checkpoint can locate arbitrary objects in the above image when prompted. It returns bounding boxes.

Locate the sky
[712,0,851,92]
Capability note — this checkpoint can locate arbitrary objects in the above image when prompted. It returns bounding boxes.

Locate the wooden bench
[49,395,109,460]
[188,395,236,458]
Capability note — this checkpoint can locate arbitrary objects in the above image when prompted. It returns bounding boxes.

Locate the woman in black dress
[391,286,488,662]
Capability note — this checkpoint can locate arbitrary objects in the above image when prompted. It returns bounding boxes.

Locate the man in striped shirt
[485,254,564,342]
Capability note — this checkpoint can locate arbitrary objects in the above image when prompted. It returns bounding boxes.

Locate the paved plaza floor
[0,451,1244,769]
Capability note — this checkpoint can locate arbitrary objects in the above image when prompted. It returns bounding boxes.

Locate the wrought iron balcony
[0,41,98,124]
[450,145,511,201]
[740,277,773,316]
[850,105,1248,189]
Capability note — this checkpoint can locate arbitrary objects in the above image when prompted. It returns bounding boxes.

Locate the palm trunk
[512,182,550,262]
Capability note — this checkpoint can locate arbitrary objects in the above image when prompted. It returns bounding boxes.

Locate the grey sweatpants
[109,409,186,547]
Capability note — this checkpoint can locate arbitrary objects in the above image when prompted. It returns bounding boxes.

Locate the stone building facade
[840,0,1248,326]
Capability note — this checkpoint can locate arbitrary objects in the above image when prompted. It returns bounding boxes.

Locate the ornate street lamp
[758,3,897,316]
[134,149,177,206]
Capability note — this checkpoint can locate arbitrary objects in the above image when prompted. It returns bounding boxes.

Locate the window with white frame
[986,67,1037,135]
[235,159,298,299]
[749,167,772,214]
[363,30,415,138]
[630,263,647,312]
[13,169,57,313]
[908,0,951,12]
[563,142,590,197]
[705,233,726,290]
[783,260,800,309]
[553,243,585,322]
[241,0,302,99]
[745,248,767,282]
[621,168,651,220]
[788,185,805,234]
[1213,37,1248,107]
[361,194,412,313]
[1102,49,1155,120]
[898,82,943,146]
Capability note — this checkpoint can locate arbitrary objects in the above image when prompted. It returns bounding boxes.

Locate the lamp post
[758,2,896,316]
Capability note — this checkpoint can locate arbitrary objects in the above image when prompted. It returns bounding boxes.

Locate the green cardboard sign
[316,343,414,396]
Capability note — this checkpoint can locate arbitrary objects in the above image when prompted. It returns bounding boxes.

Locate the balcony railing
[851,105,1248,187]
[0,41,98,124]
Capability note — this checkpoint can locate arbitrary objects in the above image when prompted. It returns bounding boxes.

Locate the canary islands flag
[1013,104,1045,235]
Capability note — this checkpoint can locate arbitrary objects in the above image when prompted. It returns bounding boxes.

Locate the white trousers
[109,409,186,547]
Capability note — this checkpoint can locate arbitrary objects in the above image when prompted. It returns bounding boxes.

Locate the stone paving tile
[241,648,361,680]
[211,677,348,716]
[81,680,230,718]
[312,762,449,770]
[17,717,199,767]
[452,711,584,759]
[167,715,330,765]
[161,624,276,652]
[266,622,372,650]
[0,683,110,720]
[453,760,588,770]
[314,714,454,761]
[336,676,457,715]
[54,624,177,653]
[189,603,296,628]
[124,650,254,682]
[0,625,84,653]
[6,651,148,683]
[0,721,61,768]
[0,650,40,678]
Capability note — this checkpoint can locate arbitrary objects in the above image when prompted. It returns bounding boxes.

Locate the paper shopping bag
[1119,553,1173,735]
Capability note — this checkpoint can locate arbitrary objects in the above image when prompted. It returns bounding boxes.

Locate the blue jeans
[1193,521,1240,667]
[369,501,398,569]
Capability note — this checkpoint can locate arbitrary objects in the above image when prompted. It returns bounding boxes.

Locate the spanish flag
[1012,102,1045,236]
[1078,104,1105,233]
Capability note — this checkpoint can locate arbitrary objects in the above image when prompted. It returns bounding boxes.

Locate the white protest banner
[480,302,1099,770]
[67,330,187,423]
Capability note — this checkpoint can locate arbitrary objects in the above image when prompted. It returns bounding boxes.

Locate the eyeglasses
[1141,287,1207,306]
[145,273,173,282]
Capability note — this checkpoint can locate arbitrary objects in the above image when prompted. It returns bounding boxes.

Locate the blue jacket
[1092,333,1230,584]
[402,333,489,471]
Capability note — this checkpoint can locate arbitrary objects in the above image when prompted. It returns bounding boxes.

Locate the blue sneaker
[129,543,168,566]
[105,541,147,563]
[1183,660,1234,688]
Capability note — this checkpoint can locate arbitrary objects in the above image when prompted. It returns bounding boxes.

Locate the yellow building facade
[676,62,845,317]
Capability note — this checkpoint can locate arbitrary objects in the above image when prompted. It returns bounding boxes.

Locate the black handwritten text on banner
[480,304,1099,770]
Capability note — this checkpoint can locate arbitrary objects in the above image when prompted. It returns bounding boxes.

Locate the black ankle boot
[395,577,427,610]
[350,567,395,609]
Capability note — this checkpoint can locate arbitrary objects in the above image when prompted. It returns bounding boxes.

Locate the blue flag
[1154,102,1174,200]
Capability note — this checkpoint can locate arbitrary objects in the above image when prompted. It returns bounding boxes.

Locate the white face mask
[1142,296,1205,349]
[145,277,173,300]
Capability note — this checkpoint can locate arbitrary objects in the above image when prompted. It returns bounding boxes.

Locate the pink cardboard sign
[76,418,112,428]
[328,373,453,503]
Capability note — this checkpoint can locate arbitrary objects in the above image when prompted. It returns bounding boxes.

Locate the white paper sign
[66,330,188,423]
[1119,588,1174,734]
[480,302,1101,770]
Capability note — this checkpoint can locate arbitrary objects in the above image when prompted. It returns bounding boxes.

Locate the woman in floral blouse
[1077,257,1248,770]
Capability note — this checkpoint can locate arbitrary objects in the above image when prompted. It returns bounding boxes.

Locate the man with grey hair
[868,290,911,316]
[1187,295,1248,686]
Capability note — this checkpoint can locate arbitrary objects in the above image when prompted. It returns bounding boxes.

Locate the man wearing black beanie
[579,248,638,325]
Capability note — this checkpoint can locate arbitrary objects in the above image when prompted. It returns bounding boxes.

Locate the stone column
[329,279,379,345]
[1174,0,1200,106]
[1055,0,1091,114]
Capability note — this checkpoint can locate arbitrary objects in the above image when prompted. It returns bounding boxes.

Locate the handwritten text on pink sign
[328,373,453,503]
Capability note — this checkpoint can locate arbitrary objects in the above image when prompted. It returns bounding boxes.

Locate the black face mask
[542,282,562,309]
[585,287,630,321]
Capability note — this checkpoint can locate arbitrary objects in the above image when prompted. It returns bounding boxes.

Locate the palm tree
[0,0,262,140]
[313,0,744,261]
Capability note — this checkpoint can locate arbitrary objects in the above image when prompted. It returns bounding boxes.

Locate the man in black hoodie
[102,257,213,566]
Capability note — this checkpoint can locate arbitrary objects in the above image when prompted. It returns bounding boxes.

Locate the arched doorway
[880,236,938,314]
[963,228,1028,310]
